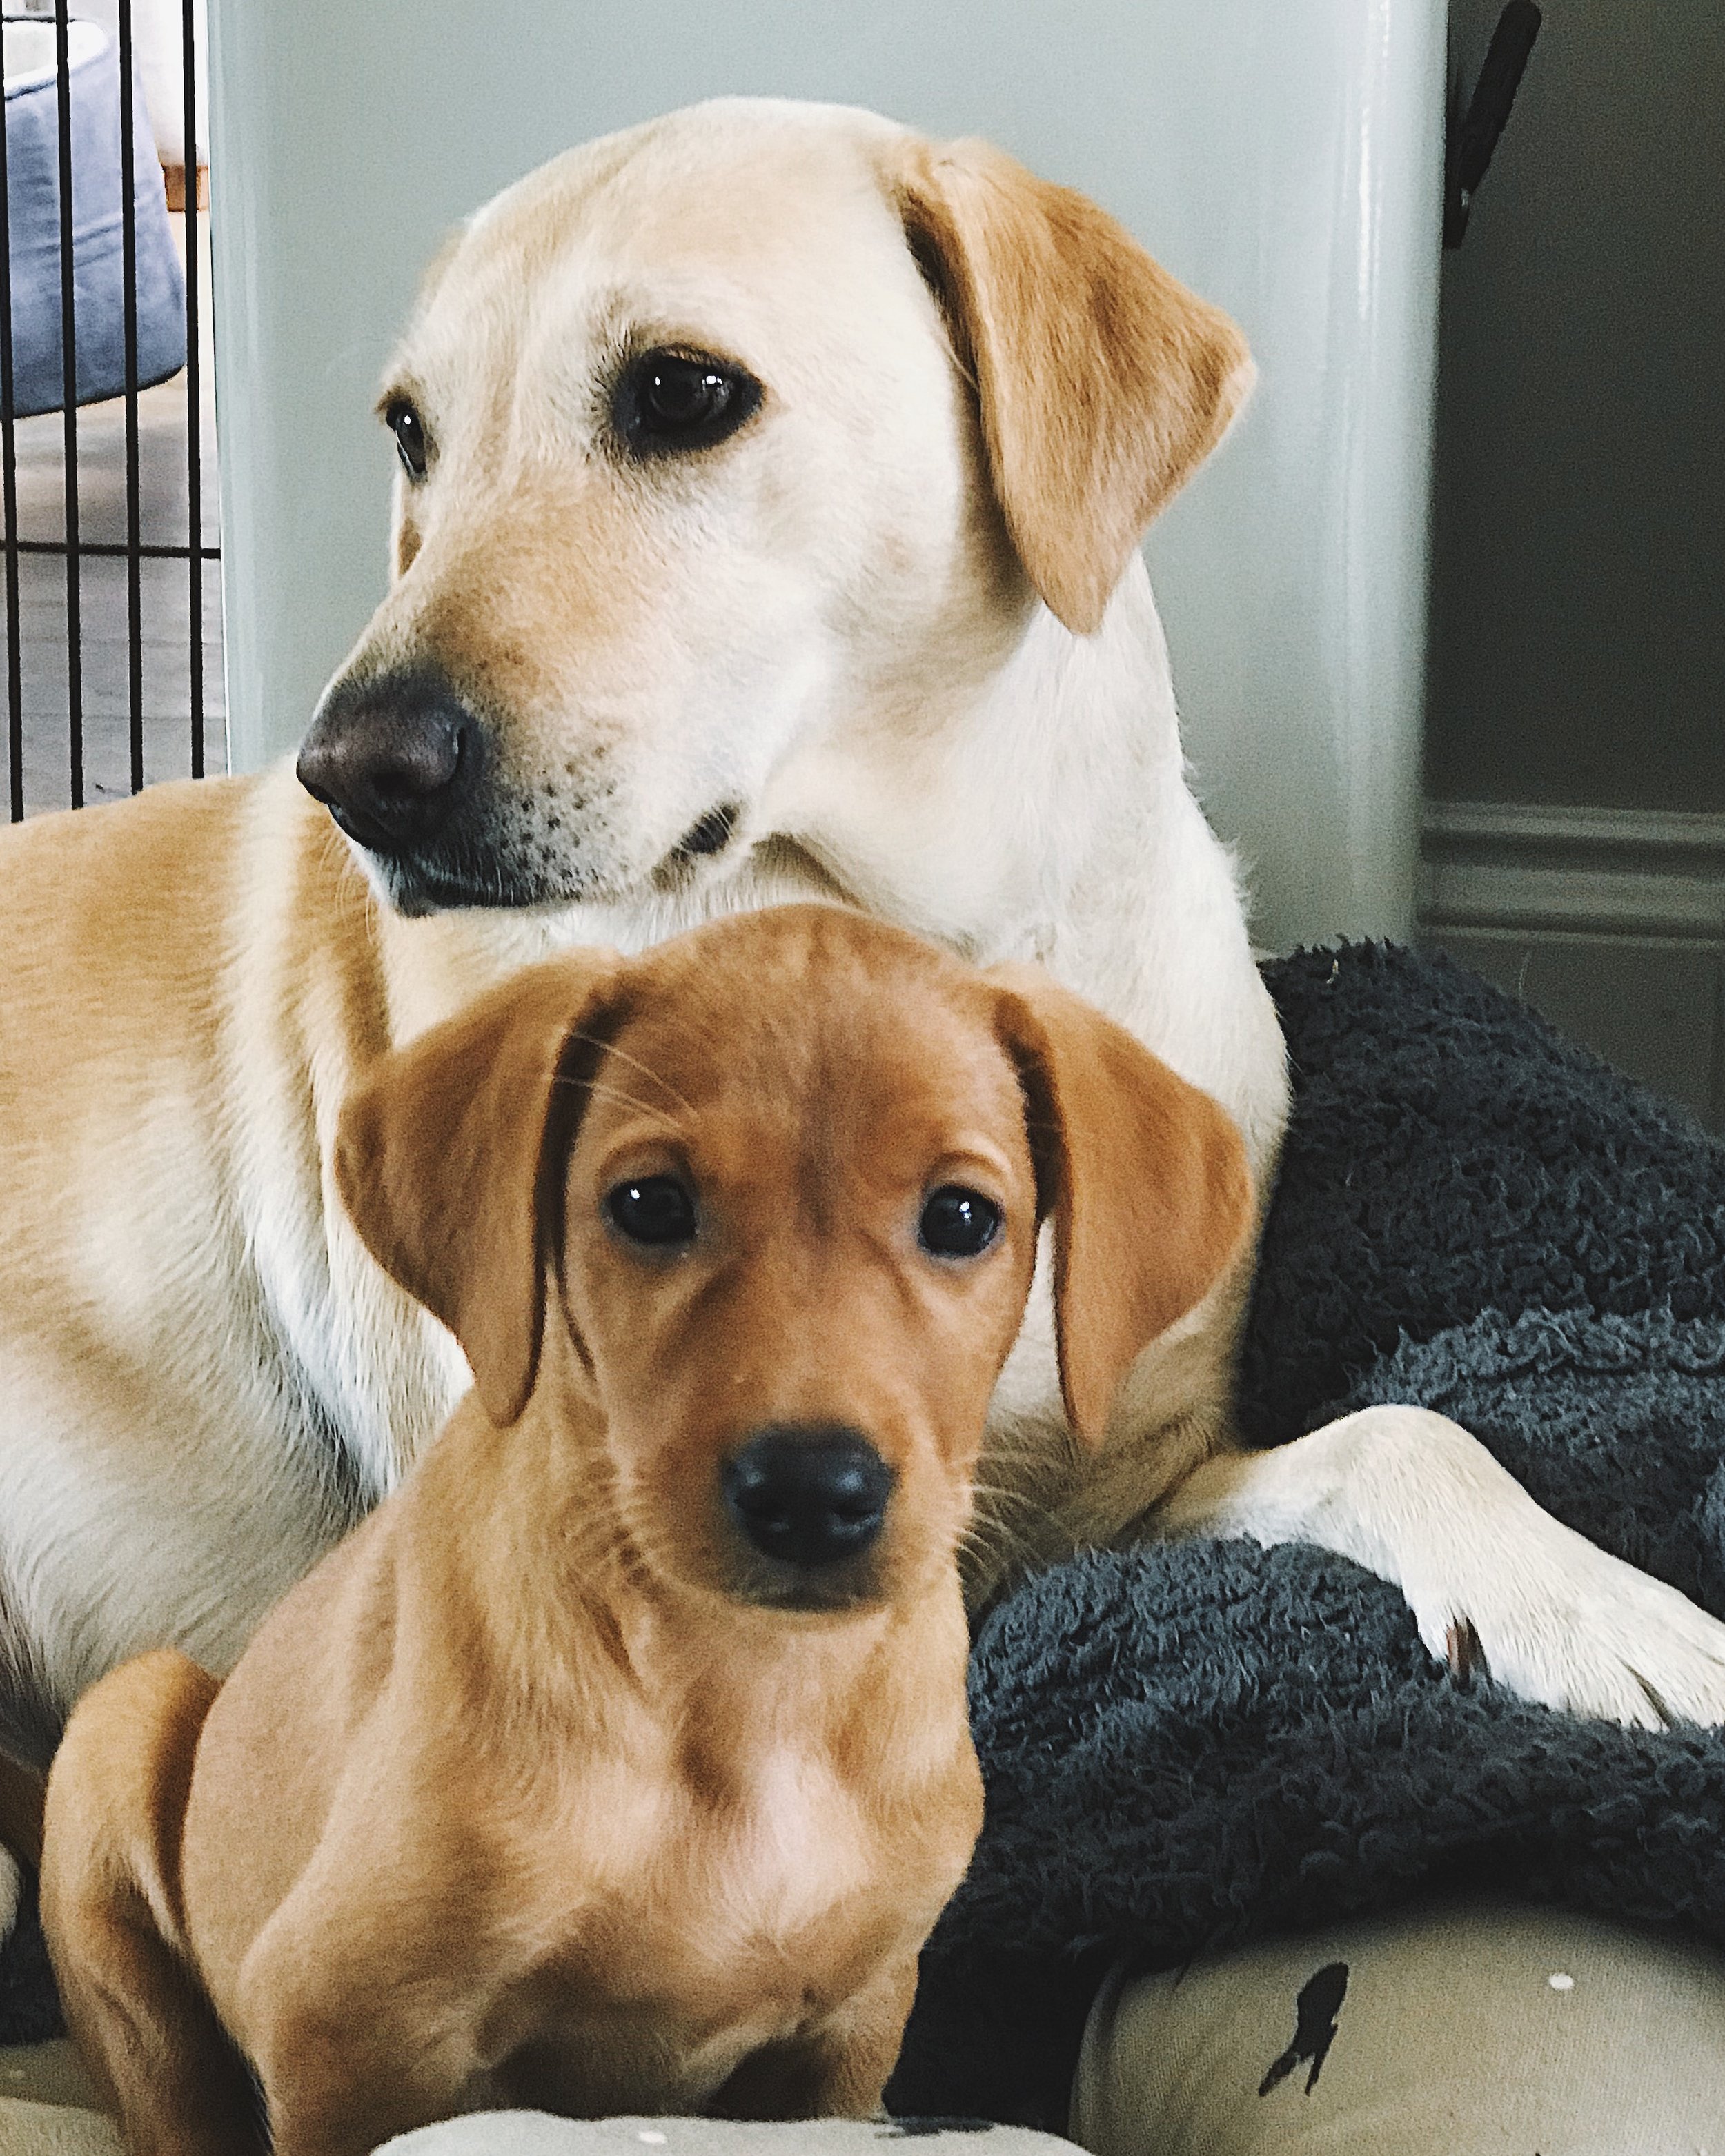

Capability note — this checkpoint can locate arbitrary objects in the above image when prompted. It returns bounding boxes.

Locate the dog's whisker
[551,1076,682,1131]
[567,1032,696,1118]
[961,1483,1055,1571]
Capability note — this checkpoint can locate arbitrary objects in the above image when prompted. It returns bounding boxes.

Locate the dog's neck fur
[780,560,1289,1174]
[375,560,1289,1184]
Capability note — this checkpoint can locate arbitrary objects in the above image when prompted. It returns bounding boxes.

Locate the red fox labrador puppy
[40,904,1248,2156]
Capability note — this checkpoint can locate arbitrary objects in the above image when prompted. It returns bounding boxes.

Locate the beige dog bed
[0,2042,116,2156]
[0,2050,1076,2156]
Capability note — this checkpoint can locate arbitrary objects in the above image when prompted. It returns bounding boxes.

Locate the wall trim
[1420,800,1725,940]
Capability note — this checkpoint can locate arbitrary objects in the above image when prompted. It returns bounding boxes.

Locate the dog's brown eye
[606,1176,698,1248]
[385,398,429,482]
[918,1187,1002,1260]
[613,348,762,457]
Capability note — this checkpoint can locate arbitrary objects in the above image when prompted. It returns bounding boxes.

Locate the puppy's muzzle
[299,667,483,858]
[722,1425,894,1601]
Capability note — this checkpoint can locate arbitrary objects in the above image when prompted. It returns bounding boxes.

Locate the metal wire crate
[1,0,218,818]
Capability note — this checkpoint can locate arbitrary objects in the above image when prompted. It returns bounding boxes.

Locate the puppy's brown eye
[613,348,762,457]
[918,1187,1002,1260]
[606,1176,698,1248]
[384,398,428,481]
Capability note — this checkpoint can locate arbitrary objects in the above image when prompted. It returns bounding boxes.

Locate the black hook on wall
[1445,1,1543,248]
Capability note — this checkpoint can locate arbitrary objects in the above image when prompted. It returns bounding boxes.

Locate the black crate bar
[0,27,21,823]
[118,0,143,793]
[53,0,83,808]
[180,0,202,777]
[0,0,217,818]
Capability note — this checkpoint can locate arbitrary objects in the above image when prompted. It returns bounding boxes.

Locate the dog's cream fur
[3,99,1724,1850]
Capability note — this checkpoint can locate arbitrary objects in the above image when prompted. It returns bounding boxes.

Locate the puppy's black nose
[722,1426,894,1570]
[297,668,482,855]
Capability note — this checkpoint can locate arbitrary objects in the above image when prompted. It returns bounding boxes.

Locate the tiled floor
[3,210,221,820]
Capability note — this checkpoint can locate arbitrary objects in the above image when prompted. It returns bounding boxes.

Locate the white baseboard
[1420,800,1725,940]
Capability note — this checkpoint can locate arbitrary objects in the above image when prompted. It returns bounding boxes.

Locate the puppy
[40,905,1250,2156]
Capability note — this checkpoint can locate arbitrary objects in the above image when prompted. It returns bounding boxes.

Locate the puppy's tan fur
[41,906,1248,2156]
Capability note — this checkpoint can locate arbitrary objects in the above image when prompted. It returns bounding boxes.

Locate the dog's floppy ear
[992,969,1252,1447]
[891,137,1253,636]
[335,949,626,1428]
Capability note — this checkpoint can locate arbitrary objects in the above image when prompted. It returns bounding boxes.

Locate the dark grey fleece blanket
[9,946,1725,2126]
[887,942,1725,2128]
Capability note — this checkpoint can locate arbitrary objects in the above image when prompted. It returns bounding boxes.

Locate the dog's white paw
[1406,1511,1725,1730]
[1167,1404,1725,1732]
[1339,1406,1725,1730]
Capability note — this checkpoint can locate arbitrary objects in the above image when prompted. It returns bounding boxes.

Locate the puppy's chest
[498,1745,925,2100]
[580,1743,894,1990]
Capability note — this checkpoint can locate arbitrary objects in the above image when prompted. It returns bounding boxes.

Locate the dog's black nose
[297,668,482,856]
[722,1425,894,1570]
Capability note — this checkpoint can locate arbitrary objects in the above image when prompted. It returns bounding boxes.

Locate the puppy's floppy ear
[992,969,1252,1447]
[890,137,1253,635]
[335,949,627,1428]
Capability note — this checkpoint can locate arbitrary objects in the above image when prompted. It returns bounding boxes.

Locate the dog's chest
[600,1741,887,1995]
[495,1743,926,2108]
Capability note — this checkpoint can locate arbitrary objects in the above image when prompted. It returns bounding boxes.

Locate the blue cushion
[3,17,186,417]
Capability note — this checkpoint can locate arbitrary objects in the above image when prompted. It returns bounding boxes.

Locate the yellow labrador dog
[3,99,1722,1869]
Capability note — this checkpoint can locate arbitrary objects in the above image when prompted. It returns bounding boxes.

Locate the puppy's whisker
[569,1033,695,1118]
[969,1430,1065,1463]
[552,1076,682,1130]
[961,1485,1052,1574]
[960,1502,1043,1559]
[555,1507,649,1600]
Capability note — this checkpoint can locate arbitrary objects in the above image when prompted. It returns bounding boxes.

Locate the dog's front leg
[240,1912,492,2156]
[259,2059,444,2156]
[41,1650,266,2156]
[1157,1405,1725,1728]
[709,1957,922,2121]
